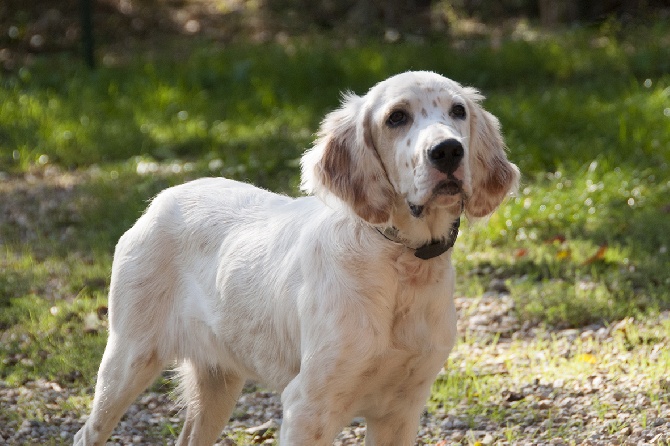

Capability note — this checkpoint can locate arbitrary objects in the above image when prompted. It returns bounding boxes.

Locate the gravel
[2,291,669,445]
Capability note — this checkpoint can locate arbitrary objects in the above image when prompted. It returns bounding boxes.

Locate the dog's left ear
[465,90,520,218]
[301,93,394,224]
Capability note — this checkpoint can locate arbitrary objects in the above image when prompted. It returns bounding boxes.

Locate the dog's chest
[388,255,457,349]
[356,347,449,418]
[350,266,457,416]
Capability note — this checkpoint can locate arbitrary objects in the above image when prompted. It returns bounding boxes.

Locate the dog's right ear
[301,93,394,225]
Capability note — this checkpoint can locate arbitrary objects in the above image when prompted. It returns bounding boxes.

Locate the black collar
[376,217,461,260]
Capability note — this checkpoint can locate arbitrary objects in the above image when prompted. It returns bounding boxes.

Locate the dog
[73,71,519,445]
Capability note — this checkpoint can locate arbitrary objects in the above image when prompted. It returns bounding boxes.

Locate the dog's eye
[450,104,466,119]
[387,110,408,128]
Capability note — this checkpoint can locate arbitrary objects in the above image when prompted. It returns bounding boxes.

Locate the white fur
[74,71,519,446]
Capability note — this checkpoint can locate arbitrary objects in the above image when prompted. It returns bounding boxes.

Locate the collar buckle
[376,217,461,260]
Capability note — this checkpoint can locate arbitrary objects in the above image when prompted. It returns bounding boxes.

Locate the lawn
[1,18,670,444]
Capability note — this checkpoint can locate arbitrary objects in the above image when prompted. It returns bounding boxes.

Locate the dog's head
[301,71,519,241]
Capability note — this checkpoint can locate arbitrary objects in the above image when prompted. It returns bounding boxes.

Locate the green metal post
[80,0,95,69]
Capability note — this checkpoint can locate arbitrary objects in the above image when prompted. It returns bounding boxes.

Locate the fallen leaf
[502,390,525,402]
[577,353,597,364]
[583,243,608,265]
[546,234,566,244]
[556,248,571,260]
[96,305,108,319]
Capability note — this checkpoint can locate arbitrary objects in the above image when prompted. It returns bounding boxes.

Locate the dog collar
[376,217,461,260]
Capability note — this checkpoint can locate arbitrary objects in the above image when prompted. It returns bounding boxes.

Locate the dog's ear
[464,90,520,218]
[301,93,394,224]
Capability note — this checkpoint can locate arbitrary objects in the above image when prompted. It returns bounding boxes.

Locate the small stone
[581,330,595,340]
[650,418,666,427]
[440,417,454,429]
[487,278,510,294]
[650,434,666,443]
[452,418,467,429]
[451,431,465,441]
[503,390,525,402]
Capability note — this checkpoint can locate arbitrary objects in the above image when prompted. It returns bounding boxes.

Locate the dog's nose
[427,139,464,174]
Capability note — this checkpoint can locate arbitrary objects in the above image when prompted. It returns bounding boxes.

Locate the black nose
[427,139,464,174]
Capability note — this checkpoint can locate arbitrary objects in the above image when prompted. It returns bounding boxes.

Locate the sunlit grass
[0,291,108,386]
[454,157,670,325]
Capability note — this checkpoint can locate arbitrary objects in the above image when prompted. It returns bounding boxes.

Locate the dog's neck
[377,217,461,260]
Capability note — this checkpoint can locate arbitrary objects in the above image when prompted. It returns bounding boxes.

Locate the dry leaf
[556,248,571,260]
[583,243,608,265]
[546,234,566,244]
[577,353,597,364]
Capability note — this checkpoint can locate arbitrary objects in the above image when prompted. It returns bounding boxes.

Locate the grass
[0,17,669,442]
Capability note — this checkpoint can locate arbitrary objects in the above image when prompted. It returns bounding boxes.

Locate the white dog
[74,71,519,446]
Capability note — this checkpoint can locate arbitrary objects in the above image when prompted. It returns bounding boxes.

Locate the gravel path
[2,294,669,445]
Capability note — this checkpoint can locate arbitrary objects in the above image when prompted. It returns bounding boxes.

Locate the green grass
[1,20,669,391]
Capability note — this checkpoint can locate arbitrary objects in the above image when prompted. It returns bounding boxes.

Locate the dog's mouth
[408,179,464,218]
[434,178,463,196]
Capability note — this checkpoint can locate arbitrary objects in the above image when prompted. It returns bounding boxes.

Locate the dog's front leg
[364,405,426,446]
[278,327,376,446]
[279,368,355,445]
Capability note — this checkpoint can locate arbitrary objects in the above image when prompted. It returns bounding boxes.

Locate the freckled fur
[74,71,518,446]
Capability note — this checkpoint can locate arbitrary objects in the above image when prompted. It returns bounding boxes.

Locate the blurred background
[1,1,670,70]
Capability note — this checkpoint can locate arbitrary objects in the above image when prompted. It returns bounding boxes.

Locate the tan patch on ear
[321,136,353,195]
[466,103,519,218]
[483,154,517,195]
[319,137,392,224]
[363,111,374,149]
